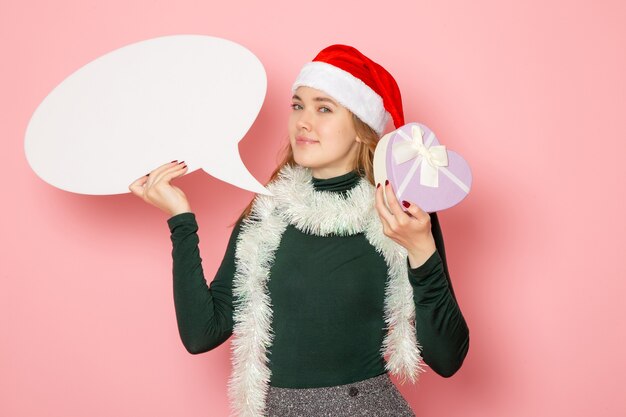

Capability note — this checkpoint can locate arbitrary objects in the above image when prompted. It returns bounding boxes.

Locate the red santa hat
[291,44,404,136]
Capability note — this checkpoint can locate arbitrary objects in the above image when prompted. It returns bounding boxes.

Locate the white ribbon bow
[392,125,449,188]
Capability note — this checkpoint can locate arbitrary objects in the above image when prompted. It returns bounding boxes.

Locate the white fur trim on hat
[292,61,389,136]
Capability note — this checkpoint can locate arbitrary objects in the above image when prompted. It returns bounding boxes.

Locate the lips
[296,135,319,144]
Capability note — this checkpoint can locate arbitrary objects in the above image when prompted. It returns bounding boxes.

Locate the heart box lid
[373,122,472,213]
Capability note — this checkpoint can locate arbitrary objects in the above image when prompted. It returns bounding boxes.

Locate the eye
[319,106,332,113]
[291,103,303,110]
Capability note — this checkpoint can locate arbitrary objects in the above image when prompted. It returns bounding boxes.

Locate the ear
[355,134,363,144]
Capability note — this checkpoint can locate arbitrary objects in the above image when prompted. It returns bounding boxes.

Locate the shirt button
[348,387,359,397]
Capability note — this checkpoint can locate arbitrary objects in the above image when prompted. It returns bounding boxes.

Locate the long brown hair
[235,112,381,223]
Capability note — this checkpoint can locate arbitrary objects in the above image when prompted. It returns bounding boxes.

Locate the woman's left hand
[374,180,437,268]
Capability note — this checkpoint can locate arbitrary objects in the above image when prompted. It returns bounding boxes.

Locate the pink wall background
[2,0,625,416]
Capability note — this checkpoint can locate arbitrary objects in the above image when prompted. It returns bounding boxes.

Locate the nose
[296,110,312,131]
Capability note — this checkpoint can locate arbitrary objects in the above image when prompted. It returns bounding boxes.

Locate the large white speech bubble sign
[24,35,270,195]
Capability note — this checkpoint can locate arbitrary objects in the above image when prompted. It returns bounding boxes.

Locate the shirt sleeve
[407,212,470,377]
[167,212,243,354]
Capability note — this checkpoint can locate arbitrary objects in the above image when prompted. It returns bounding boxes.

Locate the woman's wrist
[406,235,437,269]
[170,206,193,217]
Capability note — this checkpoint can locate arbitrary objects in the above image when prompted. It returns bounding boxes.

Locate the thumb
[128,174,149,197]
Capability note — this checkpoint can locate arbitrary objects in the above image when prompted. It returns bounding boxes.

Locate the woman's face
[288,86,361,179]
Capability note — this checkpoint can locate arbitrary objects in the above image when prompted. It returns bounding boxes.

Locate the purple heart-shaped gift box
[373,122,472,213]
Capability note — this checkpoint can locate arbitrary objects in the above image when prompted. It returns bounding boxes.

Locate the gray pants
[265,372,416,416]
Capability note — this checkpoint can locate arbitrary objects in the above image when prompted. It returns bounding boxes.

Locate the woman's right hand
[128,161,191,217]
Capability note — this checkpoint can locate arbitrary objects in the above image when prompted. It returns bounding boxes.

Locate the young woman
[129,44,470,417]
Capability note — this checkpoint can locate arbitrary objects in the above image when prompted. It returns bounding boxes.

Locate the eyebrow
[292,94,338,106]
